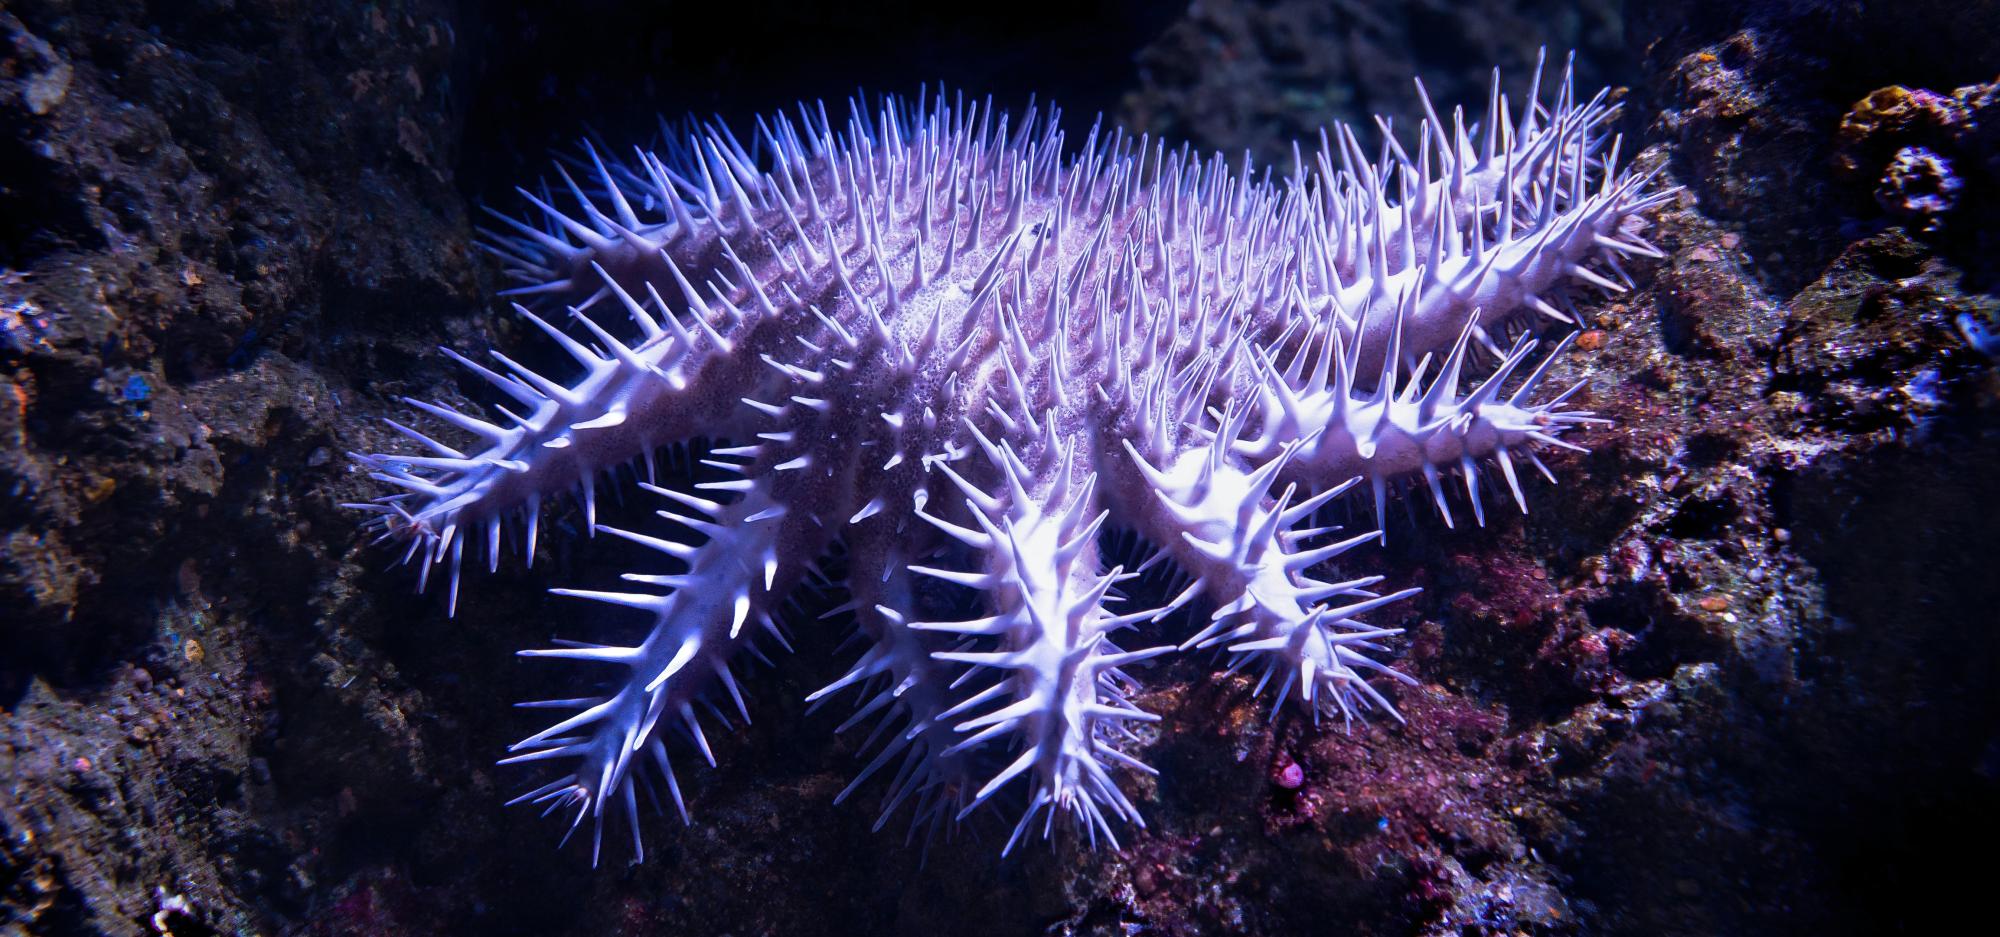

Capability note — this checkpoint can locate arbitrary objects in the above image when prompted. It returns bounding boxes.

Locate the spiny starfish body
[351,56,1670,863]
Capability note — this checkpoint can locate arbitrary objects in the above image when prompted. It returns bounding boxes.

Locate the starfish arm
[1118,418,1417,724]
[911,422,1170,853]
[502,476,812,866]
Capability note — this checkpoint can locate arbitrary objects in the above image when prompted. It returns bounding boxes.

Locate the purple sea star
[349,53,1671,864]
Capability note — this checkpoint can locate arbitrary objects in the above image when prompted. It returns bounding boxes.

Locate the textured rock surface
[1118,0,1625,165]
[1,1,1994,936]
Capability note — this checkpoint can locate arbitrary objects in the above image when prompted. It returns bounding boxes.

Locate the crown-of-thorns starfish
[348,51,1672,864]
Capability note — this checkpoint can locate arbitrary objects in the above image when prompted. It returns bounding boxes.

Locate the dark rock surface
[1117,0,1626,166]
[2,1,1994,935]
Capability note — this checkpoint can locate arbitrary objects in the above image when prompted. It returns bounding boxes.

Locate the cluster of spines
[1233,292,1608,530]
[346,54,1670,862]
[1128,425,1420,725]
[494,478,796,865]
[806,545,984,848]
[907,424,1171,852]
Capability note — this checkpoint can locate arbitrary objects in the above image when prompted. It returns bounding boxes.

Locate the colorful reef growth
[348,53,1670,863]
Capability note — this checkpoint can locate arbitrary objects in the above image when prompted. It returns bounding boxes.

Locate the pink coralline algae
[348,54,1670,864]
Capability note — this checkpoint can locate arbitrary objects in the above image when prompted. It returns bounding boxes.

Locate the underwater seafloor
[2,1,1997,935]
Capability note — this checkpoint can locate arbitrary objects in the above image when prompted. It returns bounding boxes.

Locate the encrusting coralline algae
[347,51,1672,864]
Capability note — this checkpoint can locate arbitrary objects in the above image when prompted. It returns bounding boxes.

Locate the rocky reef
[2,2,1994,936]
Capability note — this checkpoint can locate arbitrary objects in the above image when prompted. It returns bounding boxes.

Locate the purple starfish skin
[348,53,1672,864]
